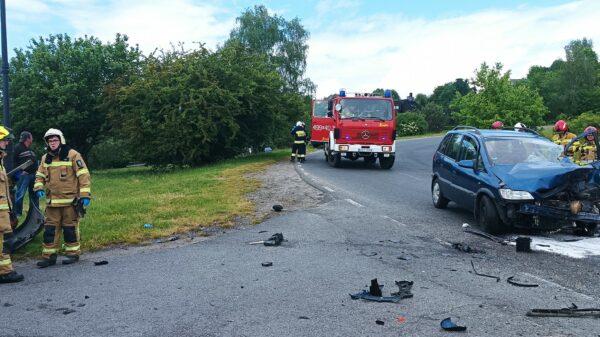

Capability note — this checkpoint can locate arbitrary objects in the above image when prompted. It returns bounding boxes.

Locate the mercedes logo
[361,131,370,140]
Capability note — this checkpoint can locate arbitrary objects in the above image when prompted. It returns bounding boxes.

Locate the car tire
[327,152,341,167]
[431,179,449,209]
[379,156,395,169]
[478,195,503,234]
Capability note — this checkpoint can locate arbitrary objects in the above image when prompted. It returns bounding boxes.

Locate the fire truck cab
[315,89,397,169]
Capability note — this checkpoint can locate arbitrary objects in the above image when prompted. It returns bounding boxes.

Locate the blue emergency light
[339,88,346,97]
[384,89,391,98]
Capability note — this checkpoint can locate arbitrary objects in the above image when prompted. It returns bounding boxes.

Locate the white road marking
[323,186,334,192]
[345,199,364,207]
[521,272,595,301]
[381,215,407,227]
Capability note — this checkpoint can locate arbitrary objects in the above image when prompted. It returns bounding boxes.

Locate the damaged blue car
[431,126,600,234]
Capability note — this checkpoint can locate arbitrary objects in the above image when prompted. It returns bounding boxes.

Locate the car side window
[459,136,478,161]
[444,134,462,160]
[437,134,452,154]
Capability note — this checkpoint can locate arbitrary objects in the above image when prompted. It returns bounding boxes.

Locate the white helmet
[44,128,66,145]
[296,121,303,127]
[514,122,527,131]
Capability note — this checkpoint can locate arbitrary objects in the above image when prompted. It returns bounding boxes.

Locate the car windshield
[484,137,563,165]
[313,100,328,118]
[339,98,393,120]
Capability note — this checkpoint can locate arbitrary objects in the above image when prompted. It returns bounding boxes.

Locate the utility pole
[0,0,13,171]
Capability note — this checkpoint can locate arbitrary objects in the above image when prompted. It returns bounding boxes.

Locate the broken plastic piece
[391,280,414,299]
[261,262,273,267]
[463,227,508,245]
[516,237,532,252]
[469,260,500,282]
[452,242,485,254]
[350,279,414,303]
[263,233,284,246]
[440,317,467,331]
[526,307,600,318]
[375,320,384,325]
[272,204,283,212]
[369,279,382,297]
[507,276,538,288]
[94,261,108,266]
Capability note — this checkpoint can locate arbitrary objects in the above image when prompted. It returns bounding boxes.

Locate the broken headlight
[500,188,534,201]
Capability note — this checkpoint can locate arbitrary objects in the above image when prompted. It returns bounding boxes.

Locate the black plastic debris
[298,316,310,320]
[264,233,284,246]
[440,317,467,331]
[94,261,108,266]
[507,276,538,288]
[516,237,532,252]
[527,303,600,318]
[452,243,485,254]
[261,262,273,267]
[376,320,385,325]
[350,279,413,303]
[272,204,283,212]
[468,260,500,282]
[463,227,508,245]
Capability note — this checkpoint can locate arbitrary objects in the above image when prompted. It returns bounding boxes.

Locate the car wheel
[327,152,341,167]
[478,195,503,234]
[431,179,449,209]
[379,156,395,169]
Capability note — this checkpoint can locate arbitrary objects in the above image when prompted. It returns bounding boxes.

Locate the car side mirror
[335,103,342,112]
[458,159,475,169]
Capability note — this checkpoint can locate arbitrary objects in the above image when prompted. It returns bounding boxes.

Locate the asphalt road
[2,137,599,337]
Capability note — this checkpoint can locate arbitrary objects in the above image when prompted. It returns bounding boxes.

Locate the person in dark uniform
[12,131,38,217]
[290,121,307,163]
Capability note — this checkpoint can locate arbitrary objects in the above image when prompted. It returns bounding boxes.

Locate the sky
[4,0,600,98]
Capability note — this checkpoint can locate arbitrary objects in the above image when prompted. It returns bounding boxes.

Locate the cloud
[306,0,600,97]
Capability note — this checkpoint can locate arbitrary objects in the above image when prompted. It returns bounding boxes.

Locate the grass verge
[396,131,448,140]
[16,150,289,257]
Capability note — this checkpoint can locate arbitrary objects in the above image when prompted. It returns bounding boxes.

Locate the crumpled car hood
[490,161,596,196]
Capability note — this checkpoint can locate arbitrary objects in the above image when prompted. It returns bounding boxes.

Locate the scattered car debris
[451,243,485,254]
[62,309,76,315]
[350,279,414,303]
[272,204,283,212]
[258,230,268,233]
[536,244,551,247]
[77,303,86,307]
[468,260,500,282]
[397,316,407,323]
[516,237,532,252]
[298,316,310,320]
[143,223,153,229]
[527,303,600,318]
[463,227,508,245]
[507,276,538,288]
[261,262,273,267]
[362,251,378,257]
[94,261,108,266]
[440,317,467,331]
[3,302,13,307]
[249,233,284,246]
[375,320,385,325]
[397,256,408,261]
[84,296,90,299]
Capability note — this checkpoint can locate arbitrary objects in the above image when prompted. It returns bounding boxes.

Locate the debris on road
[94,261,108,266]
[463,227,508,245]
[375,320,385,325]
[526,303,600,318]
[350,279,414,303]
[249,233,284,246]
[261,262,273,267]
[506,276,538,288]
[272,204,283,212]
[362,251,378,257]
[298,316,310,320]
[440,317,467,331]
[451,243,485,254]
[516,237,532,252]
[468,260,500,282]
[397,316,407,323]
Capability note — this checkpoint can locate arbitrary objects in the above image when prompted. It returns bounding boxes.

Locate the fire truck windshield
[339,98,393,120]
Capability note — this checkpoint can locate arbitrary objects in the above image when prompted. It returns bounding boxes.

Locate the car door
[310,99,334,145]
[453,135,482,210]
[436,133,463,202]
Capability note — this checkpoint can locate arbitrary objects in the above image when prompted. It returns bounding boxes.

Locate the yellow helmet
[0,126,14,141]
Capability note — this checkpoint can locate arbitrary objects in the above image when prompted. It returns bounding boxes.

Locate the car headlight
[499,188,534,200]
[382,146,392,152]
[339,145,349,152]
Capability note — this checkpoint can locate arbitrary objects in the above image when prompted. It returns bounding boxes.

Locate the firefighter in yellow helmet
[0,126,25,283]
[574,126,598,166]
[33,129,91,267]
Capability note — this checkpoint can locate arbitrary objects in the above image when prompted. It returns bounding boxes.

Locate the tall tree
[452,63,546,128]
[8,33,142,156]
[227,5,314,94]
[429,78,471,114]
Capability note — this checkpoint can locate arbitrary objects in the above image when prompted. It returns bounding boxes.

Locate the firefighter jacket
[551,132,577,156]
[291,127,307,144]
[33,145,91,207]
[573,140,597,166]
[0,151,13,233]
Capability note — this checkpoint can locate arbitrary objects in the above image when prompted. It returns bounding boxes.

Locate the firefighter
[34,129,91,268]
[514,122,527,132]
[574,126,598,165]
[491,121,504,129]
[550,120,577,157]
[290,121,307,163]
[0,126,25,283]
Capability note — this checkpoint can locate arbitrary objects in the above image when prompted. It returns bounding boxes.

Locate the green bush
[88,138,135,169]
[422,103,449,132]
[396,112,428,136]
[569,110,600,134]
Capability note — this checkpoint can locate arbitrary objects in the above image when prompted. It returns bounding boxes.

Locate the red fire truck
[311,89,397,169]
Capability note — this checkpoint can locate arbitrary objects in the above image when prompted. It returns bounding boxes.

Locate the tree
[8,33,142,156]
[452,63,547,128]
[228,5,314,94]
[421,103,448,132]
[429,78,471,114]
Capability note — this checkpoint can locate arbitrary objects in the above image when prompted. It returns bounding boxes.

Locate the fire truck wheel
[379,156,395,169]
[328,152,341,167]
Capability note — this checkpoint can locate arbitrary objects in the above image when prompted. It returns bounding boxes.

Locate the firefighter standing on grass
[34,129,91,268]
[574,126,598,166]
[0,126,24,283]
[551,120,577,157]
[290,121,307,163]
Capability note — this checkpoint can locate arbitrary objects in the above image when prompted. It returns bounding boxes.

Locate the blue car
[431,126,600,234]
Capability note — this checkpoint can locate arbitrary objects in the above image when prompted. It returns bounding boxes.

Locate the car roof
[448,128,543,140]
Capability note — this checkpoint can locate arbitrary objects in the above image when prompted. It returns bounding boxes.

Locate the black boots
[0,271,24,283]
[37,254,57,268]
[62,256,79,265]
